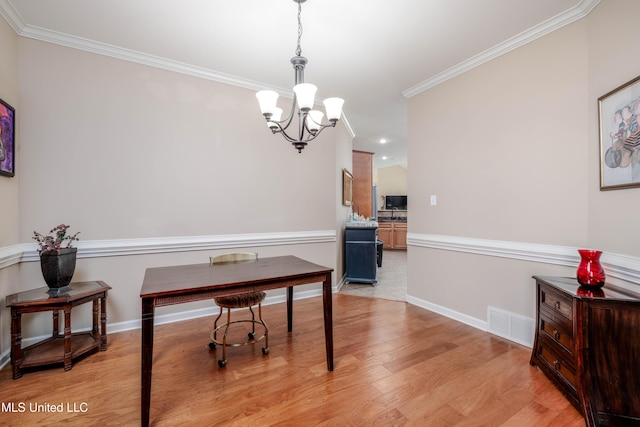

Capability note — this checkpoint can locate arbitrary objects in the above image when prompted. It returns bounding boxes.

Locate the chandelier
[256,0,344,153]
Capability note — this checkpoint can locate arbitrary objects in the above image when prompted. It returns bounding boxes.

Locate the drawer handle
[553,329,561,341]
[555,301,562,310]
[553,360,562,371]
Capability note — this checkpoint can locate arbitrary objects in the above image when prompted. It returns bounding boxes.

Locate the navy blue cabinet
[345,225,377,284]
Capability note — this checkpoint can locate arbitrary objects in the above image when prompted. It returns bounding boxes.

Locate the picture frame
[342,168,353,206]
[0,98,15,178]
[599,75,640,190]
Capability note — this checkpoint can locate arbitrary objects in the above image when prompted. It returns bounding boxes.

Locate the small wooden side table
[6,281,111,379]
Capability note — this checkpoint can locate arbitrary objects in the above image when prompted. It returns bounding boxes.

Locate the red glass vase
[576,249,605,288]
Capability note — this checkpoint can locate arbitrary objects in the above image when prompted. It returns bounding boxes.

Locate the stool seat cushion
[215,291,266,308]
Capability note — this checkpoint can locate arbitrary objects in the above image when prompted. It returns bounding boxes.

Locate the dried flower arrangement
[33,224,80,254]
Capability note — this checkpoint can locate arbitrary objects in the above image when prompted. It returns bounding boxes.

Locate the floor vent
[487,306,534,348]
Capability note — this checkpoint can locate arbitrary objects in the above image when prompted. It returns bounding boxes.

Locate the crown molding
[402,0,601,98]
[0,0,356,140]
[0,0,24,33]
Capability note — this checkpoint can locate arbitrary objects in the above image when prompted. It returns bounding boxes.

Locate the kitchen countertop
[346,220,378,228]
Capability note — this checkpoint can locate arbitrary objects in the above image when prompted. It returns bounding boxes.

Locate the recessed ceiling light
[382,156,388,160]
[379,138,387,144]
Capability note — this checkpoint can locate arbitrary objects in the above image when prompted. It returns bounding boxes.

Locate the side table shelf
[6,281,111,379]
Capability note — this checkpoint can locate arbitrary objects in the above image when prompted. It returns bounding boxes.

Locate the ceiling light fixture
[256,0,344,153]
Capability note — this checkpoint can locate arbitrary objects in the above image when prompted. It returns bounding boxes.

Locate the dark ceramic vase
[576,249,605,288]
[40,247,77,293]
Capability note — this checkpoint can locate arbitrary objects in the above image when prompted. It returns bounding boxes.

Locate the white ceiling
[0,0,599,167]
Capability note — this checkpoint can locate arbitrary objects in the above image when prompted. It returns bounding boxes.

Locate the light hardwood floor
[0,294,584,426]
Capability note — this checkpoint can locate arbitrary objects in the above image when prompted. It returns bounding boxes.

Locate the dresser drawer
[536,339,578,393]
[540,284,573,320]
[539,312,573,356]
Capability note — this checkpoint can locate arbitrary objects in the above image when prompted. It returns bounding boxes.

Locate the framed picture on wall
[599,75,640,190]
[342,168,353,206]
[0,98,15,178]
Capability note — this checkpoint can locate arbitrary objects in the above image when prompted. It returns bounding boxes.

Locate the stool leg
[211,307,224,347]
[248,306,257,339]
[260,303,269,355]
[218,308,231,368]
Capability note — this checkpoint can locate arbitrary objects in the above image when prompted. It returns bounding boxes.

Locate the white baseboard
[406,294,487,331]
[406,295,535,348]
[0,287,328,372]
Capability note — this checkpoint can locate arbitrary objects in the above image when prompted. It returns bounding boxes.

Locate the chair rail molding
[408,233,640,288]
[0,230,337,267]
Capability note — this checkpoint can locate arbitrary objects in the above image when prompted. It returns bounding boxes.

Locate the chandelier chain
[295,0,303,57]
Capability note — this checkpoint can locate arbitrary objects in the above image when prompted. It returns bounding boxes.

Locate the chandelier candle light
[256,0,344,153]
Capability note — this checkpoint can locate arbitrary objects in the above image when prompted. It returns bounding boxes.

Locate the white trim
[408,233,577,266]
[15,230,336,262]
[0,287,329,372]
[0,0,24,32]
[0,230,336,267]
[102,287,326,334]
[0,0,357,141]
[402,0,601,98]
[408,232,640,288]
[0,0,600,106]
[406,297,535,348]
[407,294,487,331]
[0,244,24,268]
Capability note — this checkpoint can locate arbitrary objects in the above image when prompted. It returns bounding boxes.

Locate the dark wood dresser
[530,276,640,426]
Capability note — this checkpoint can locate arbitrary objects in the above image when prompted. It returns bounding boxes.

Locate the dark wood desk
[6,281,111,379]
[139,255,334,426]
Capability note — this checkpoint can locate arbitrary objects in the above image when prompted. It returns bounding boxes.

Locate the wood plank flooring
[0,294,585,426]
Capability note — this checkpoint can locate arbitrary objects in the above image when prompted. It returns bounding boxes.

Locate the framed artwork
[342,168,353,206]
[599,75,640,190]
[0,98,15,178]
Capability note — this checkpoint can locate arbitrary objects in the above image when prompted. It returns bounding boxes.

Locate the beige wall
[336,124,353,277]
[376,165,407,206]
[0,14,21,363]
[0,33,352,356]
[0,17,19,246]
[587,0,640,255]
[407,0,640,322]
[17,39,341,239]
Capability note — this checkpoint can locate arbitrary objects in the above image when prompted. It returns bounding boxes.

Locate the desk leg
[141,298,155,427]
[63,305,72,371]
[322,273,334,371]
[10,309,22,379]
[287,286,293,332]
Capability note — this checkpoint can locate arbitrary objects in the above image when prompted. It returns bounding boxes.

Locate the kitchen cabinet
[352,150,373,218]
[378,221,407,250]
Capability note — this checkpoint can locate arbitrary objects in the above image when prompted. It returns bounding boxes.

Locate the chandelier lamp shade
[256,0,344,153]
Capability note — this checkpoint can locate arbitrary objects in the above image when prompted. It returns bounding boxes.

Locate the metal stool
[208,253,269,368]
